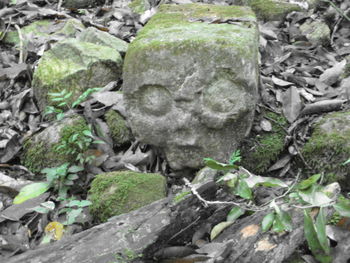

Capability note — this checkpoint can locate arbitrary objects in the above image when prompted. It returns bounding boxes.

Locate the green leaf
[40,201,55,210]
[315,207,330,254]
[63,91,73,99]
[67,174,79,180]
[32,206,50,214]
[333,198,350,217]
[203,158,238,171]
[210,221,234,240]
[303,210,332,263]
[68,165,84,173]
[229,150,241,165]
[67,200,81,207]
[64,180,74,186]
[277,210,293,232]
[58,186,69,199]
[262,212,275,232]
[297,174,321,190]
[272,215,285,232]
[13,182,50,204]
[342,158,350,165]
[298,185,333,206]
[56,113,65,121]
[64,208,83,225]
[93,140,105,144]
[79,200,92,207]
[226,206,245,222]
[51,97,65,102]
[245,175,288,188]
[235,179,252,200]
[83,130,93,137]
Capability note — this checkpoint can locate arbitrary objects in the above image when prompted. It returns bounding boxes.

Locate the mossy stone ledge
[89,171,166,222]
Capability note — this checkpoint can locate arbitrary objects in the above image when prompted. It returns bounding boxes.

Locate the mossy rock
[32,38,123,112]
[240,111,288,174]
[89,171,166,222]
[238,0,301,21]
[302,111,350,190]
[300,19,330,46]
[128,0,150,14]
[22,116,89,175]
[123,3,259,170]
[1,19,84,45]
[105,109,132,147]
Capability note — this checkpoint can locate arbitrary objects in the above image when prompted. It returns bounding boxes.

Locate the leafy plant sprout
[44,88,101,121]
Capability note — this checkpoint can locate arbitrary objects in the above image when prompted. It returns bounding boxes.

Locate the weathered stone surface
[89,171,166,222]
[123,4,259,170]
[1,19,84,45]
[302,111,350,191]
[300,19,330,46]
[21,116,88,175]
[77,27,129,54]
[32,39,123,111]
[6,198,171,263]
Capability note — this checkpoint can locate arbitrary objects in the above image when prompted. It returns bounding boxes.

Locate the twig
[167,216,200,243]
[14,24,24,63]
[259,170,300,208]
[322,0,350,22]
[183,178,266,212]
[57,0,63,11]
[183,168,301,212]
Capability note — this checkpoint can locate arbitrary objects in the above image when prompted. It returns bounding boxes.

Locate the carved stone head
[123,4,259,170]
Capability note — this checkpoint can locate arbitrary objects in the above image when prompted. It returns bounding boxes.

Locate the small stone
[260,119,272,132]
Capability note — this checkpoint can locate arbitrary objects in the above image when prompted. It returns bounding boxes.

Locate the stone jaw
[123,3,259,170]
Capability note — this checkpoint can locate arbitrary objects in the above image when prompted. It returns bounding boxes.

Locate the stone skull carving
[123,4,259,170]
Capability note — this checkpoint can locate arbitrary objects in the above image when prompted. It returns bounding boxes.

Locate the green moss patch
[32,38,122,111]
[241,111,287,174]
[89,171,166,222]
[302,111,350,189]
[240,0,301,21]
[105,109,132,147]
[124,3,258,76]
[22,116,89,174]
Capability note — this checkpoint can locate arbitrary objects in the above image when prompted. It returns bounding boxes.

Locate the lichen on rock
[89,171,166,222]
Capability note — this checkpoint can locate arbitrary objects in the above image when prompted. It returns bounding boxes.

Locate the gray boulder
[123,4,259,170]
[32,39,123,112]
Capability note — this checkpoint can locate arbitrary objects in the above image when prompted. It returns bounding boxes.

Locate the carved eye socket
[203,79,240,113]
[139,85,173,116]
